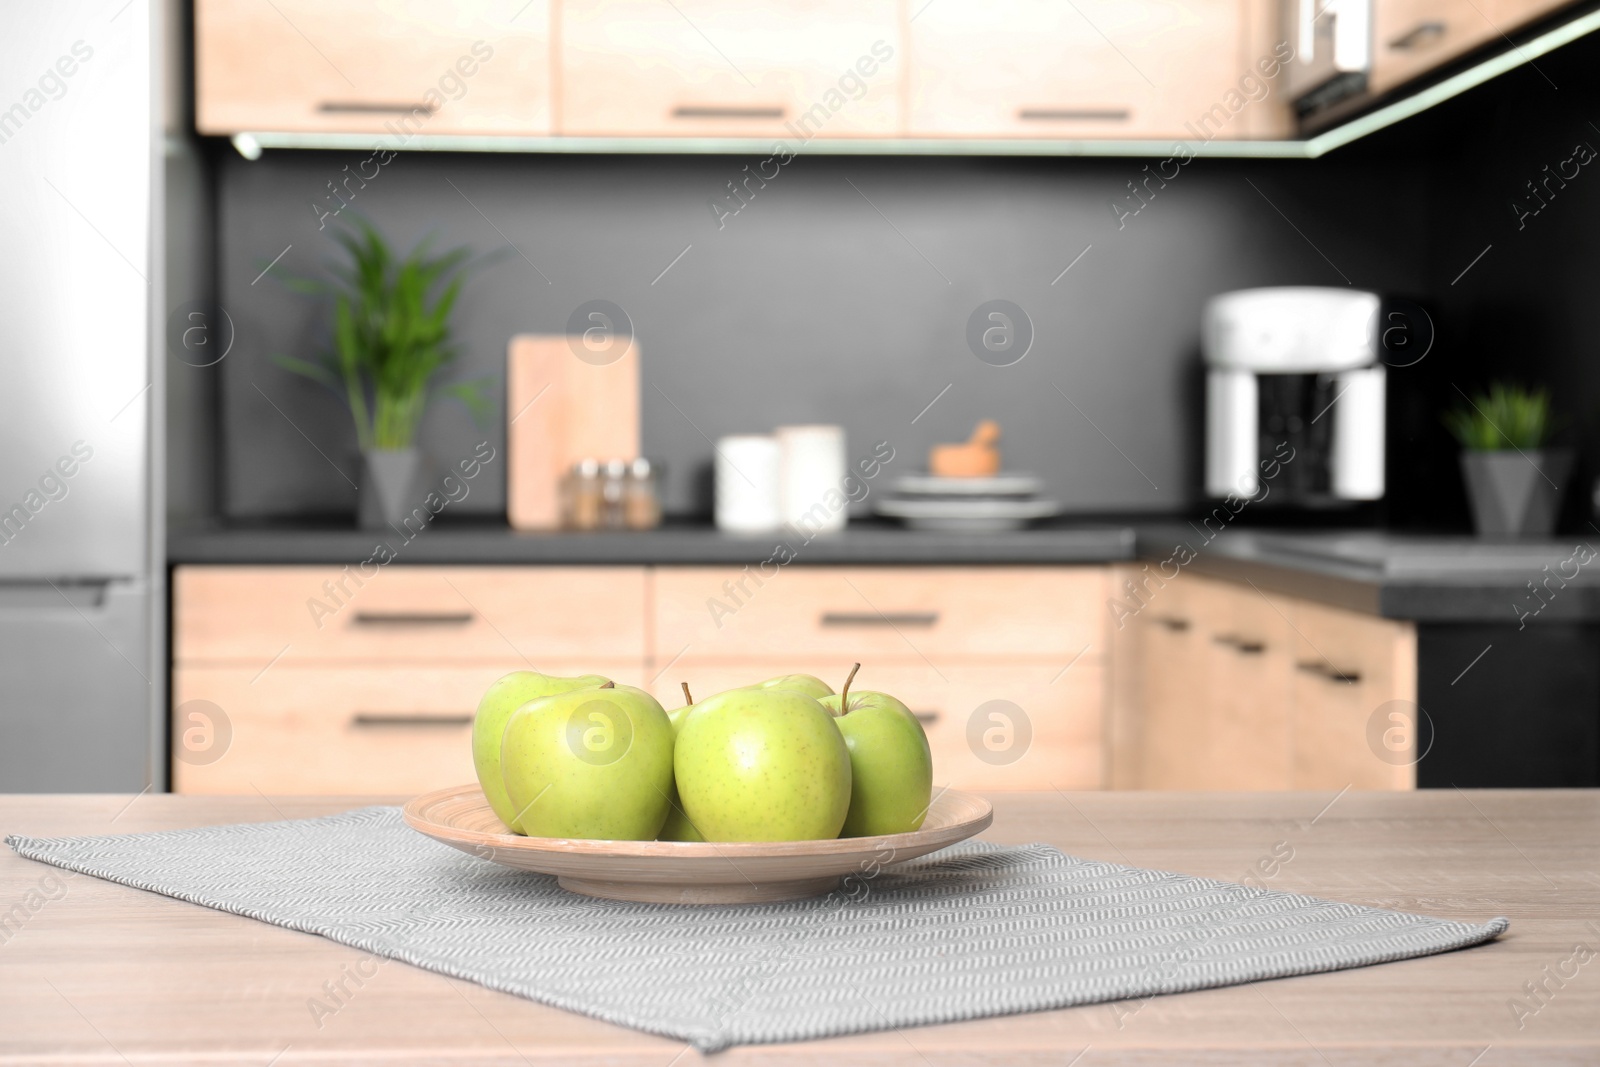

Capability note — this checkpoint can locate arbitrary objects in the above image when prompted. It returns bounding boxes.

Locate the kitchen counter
[168,517,1138,566]
[1136,524,1600,623]
[4,790,1598,1065]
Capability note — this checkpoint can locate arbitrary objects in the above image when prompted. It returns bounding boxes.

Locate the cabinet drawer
[1369,0,1500,96]
[907,0,1243,139]
[1288,600,1416,790]
[560,0,900,138]
[196,0,553,136]
[174,566,647,664]
[652,660,1104,791]
[654,566,1106,664]
[172,661,647,794]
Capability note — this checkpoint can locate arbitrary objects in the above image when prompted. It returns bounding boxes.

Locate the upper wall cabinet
[1368,0,1572,97]
[558,0,901,138]
[195,0,553,136]
[906,0,1250,139]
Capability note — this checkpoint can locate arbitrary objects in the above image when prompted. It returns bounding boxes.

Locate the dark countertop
[168,518,1600,624]
[167,517,1138,567]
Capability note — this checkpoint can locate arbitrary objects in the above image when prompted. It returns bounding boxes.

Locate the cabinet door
[1133,575,1213,788]
[653,660,1104,791]
[907,0,1243,139]
[1369,0,1500,96]
[1288,601,1417,790]
[196,0,553,135]
[1200,578,1294,790]
[560,0,900,137]
[1490,0,1577,32]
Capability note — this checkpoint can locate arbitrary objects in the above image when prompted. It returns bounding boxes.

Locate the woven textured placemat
[7,806,1507,1052]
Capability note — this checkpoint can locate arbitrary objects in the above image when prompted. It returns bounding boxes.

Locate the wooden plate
[403,784,993,904]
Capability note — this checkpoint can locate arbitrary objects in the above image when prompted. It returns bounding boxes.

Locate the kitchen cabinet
[195,0,554,136]
[1118,570,1416,790]
[173,564,1106,794]
[1367,0,1500,96]
[558,0,901,138]
[652,565,1108,790]
[906,0,1248,139]
[171,566,650,794]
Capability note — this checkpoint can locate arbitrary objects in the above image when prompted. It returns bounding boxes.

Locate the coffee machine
[1203,287,1385,505]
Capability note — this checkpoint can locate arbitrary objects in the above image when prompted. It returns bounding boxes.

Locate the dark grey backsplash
[206,145,1430,520]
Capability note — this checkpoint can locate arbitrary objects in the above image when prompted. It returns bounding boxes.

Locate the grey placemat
[7,806,1507,1052]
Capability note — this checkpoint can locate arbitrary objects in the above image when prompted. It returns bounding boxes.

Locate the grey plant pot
[1459,448,1573,540]
[359,448,423,531]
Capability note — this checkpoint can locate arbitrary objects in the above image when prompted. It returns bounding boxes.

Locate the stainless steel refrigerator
[0,4,162,791]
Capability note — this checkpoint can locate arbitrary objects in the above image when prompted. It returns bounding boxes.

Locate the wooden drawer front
[1369,0,1499,96]
[1288,601,1417,791]
[652,660,1104,791]
[653,566,1106,664]
[560,0,901,138]
[907,0,1242,139]
[174,566,647,664]
[196,0,554,136]
[172,660,648,794]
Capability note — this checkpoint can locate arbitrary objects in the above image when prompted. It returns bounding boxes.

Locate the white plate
[891,473,1043,497]
[875,497,1061,531]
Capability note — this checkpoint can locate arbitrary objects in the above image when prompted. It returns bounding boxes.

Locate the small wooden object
[403,783,994,903]
[929,420,1001,477]
[507,334,640,530]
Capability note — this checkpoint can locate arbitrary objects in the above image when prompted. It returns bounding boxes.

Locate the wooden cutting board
[507,333,640,529]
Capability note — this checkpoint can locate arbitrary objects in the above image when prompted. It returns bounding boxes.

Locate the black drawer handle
[1296,660,1362,684]
[351,611,475,627]
[1153,616,1191,632]
[672,105,786,119]
[820,611,940,627]
[1388,21,1447,51]
[317,101,437,115]
[1017,107,1130,122]
[912,711,940,725]
[352,712,474,726]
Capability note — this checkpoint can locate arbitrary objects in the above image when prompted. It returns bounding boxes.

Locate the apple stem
[681,682,693,706]
[839,662,860,714]
[598,681,616,689]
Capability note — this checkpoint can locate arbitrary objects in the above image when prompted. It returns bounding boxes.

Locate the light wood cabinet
[907,0,1247,139]
[653,660,1103,792]
[1287,600,1416,790]
[173,563,1105,794]
[559,0,901,138]
[1118,570,1416,791]
[1368,0,1499,96]
[175,565,648,664]
[195,0,553,136]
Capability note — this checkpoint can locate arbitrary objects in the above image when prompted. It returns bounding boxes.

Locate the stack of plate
[874,474,1061,532]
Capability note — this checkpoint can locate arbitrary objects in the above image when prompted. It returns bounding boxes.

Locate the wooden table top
[2,790,1597,1066]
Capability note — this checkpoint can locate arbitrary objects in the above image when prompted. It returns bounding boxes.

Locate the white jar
[776,424,847,535]
[714,435,782,533]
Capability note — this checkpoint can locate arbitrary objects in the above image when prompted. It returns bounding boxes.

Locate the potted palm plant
[277,220,492,529]
[1444,382,1571,539]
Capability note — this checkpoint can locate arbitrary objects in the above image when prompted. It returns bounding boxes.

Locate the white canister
[777,424,848,535]
[714,435,782,533]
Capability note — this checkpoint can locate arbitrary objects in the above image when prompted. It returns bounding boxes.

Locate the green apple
[674,685,851,841]
[820,664,933,837]
[747,673,834,701]
[500,683,675,840]
[472,670,610,829]
[658,683,705,842]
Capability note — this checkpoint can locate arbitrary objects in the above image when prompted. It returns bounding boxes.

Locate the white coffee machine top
[1203,287,1380,372]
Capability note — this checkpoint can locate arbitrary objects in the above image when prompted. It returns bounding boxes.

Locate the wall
[201,136,1434,521]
